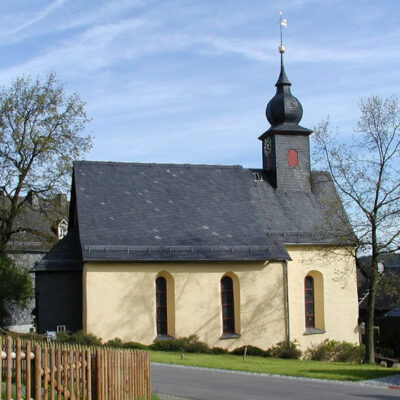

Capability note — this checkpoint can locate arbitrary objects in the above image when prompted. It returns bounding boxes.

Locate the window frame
[156,276,168,335]
[304,276,315,329]
[221,276,235,334]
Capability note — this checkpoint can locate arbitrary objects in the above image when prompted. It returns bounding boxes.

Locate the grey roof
[384,307,400,318]
[35,160,352,270]
[2,194,68,253]
[32,228,82,272]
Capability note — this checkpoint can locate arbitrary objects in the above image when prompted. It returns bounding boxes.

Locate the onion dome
[259,46,312,139]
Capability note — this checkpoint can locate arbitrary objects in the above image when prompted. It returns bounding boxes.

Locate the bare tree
[0,73,92,256]
[313,95,400,363]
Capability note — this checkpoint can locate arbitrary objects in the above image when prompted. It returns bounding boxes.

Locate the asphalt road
[151,363,400,400]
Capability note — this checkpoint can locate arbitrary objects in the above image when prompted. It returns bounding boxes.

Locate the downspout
[283,260,290,342]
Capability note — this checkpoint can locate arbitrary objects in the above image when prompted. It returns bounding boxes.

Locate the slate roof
[34,160,353,270]
[2,194,68,253]
[32,228,82,271]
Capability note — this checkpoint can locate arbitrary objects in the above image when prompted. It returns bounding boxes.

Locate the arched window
[288,149,298,167]
[156,277,167,335]
[221,276,235,334]
[304,276,315,328]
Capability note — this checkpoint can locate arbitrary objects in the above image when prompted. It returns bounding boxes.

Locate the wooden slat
[75,346,80,400]
[44,345,49,400]
[96,348,101,400]
[26,340,32,399]
[34,343,41,400]
[129,351,133,400]
[6,336,12,400]
[16,338,22,400]
[50,345,55,400]
[0,336,2,398]
[69,347,74,400]
[56,348,62,400]
[102,348,106,400]
[81,348,86,399]
[147,351,151,399]
[116,350,120,400]
[87,349,92,400]
[62,349,68,399]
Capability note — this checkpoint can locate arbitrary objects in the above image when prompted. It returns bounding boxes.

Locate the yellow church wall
[83,261,287,350]
[286,245,359,349]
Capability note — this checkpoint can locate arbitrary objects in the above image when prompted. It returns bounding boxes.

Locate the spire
[276,47,290,86]
[259,16,312,139]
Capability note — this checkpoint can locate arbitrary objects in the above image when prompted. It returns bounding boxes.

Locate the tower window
[288,149,298,167]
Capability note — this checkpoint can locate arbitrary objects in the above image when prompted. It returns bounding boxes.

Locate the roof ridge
[73,160,244,169]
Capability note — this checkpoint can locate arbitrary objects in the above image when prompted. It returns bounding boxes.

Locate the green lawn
[149,351,400,382]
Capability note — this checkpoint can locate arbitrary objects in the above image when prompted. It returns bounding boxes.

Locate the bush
[55,330,102,346]
[9,331,45,342]
[106,337,124,348]
[0,256,33,327]
[267,340,301,359]
[150,338,185,352]
[305,340,365,363]
[123,341,149,350]
[54,331,71,343]
[150,335,211,353]
[181,335,211,353]
[231,345,267,357]
[211,346,229,354]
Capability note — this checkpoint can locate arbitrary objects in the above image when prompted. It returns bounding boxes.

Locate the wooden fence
[0,336,150,400]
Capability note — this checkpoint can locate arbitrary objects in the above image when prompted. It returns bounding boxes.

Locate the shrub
[123,341,149,350]
[54,331,72,343]
[181,335,211,353]
[211,346,229,354]
[0,256,33,327]
[150,338,185,352]
[267,340,301,359]
[106,337,124,348]
[9,331,45,342]
[150,335,211,353]
[231,345,267,357]
[55,330,102,346]
[305,340,365,363]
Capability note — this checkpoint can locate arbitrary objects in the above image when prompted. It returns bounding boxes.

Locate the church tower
[259,45,312,191]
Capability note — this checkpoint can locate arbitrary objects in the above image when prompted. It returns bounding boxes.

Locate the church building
[33,47,359,350]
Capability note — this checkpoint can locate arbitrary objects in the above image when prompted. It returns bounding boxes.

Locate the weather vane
[279,11,287,55]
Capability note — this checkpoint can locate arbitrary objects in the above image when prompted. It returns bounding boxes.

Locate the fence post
[31,342,36,399]
[6,336,12,400]
[34,343,42,400]
[0,336,2,398]
[91,350,97,400]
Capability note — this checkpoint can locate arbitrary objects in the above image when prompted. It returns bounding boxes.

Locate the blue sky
[1,0,400,168]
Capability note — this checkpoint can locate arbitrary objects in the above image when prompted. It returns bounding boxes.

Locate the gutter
[283,260,290,341]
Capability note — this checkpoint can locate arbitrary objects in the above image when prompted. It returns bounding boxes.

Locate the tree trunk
[365,280,377,363]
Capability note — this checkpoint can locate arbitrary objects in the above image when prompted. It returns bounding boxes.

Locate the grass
[149,350,400,382]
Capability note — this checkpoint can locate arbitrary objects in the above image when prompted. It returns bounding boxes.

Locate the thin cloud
[0,0,66,45]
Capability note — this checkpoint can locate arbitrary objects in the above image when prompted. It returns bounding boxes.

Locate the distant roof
[3,194,69,253]
[385,307,400,318]
[35,161,353,270]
